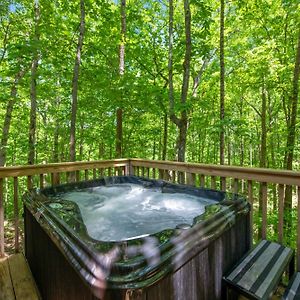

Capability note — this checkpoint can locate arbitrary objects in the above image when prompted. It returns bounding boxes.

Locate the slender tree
[284,29,300,210]
[169,0,191,164]
[70,0,85,162]
[116,0,126,158]
[28,0,40,165]
[220,0,225,165]
[0,69,26,166]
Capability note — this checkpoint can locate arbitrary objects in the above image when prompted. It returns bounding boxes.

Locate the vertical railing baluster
[172,170,176,183]
[141,167,145,177]
[159,169,163,179]
[278,184,284,244]
[146,168,150,178]
[76,170,80,182]
[247,180,253,246]
[99,168,104,177]
[234,179,239,194]
[261,182,267,240]
[163,170,169,181]
[200,175,205,188]
[0,178,4,257]
[39,174,44,189]
[126,163,133,176]
[93,169,96,179]
[221,177,226,191]
[241,180,245,194]
[187,173,195,186]
[27,175,33,190]
[51,173,60,186]
[13,177,19,253]
[66,172,70,183]
[152,168,156,179]
[211,176,216,190]
[85,170,88,181]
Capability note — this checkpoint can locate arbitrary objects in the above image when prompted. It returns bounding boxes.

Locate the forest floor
[4,219,24,255]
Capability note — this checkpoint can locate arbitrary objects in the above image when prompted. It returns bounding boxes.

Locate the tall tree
[0,69,26,166]
[70,0,85,162]
[116,0,126,158]
[169,0,191,164]
[219,0,225,166]
[284,29,300,210]
[28,0,40,165]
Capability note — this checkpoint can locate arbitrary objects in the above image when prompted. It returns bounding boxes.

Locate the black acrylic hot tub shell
[23,176,250,300]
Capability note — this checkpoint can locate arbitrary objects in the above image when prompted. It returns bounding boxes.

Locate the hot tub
[23,176,250,300]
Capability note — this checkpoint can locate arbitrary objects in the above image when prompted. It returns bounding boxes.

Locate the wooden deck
[0,253,40,300]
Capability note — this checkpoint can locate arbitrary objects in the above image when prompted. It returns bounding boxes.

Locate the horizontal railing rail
[0,158,299,270]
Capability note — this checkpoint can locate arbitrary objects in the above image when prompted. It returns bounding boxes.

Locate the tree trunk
[28,0,40,165]
[219,0,225,166]
[70,0,85,162]
[260,87,267,169]
[79,121,84,160]
[258,85,267,238]
[169,0,191,169]
[116,0,126,158]
[0,70,25,166]
[162,113,168,160]
[53,121,59,163]
[284,30,300,210]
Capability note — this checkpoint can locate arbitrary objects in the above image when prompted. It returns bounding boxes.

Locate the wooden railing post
[125,160,133,176]
[261,182,268,240]
[186,173,196,186]
[0,178,4,257]
[13,177,19,253]
[297,186,300,271]
[247,180,253,247]
[278,184,284,244]
[51,173,60,186]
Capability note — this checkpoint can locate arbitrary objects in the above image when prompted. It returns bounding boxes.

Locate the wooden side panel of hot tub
[25,207,250,300]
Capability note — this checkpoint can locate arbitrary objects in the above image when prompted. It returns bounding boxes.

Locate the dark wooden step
[223,240,294,300]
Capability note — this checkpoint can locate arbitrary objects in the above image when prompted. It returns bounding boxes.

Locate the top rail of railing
[0,159,129,178]
[0,158,299,186]
[129,159,300,185]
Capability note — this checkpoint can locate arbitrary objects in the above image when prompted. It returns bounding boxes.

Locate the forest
[0,0,299,171]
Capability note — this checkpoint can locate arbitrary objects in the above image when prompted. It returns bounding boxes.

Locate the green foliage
[0,0,298,168]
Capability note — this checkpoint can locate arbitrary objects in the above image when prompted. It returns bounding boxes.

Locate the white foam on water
[60,183,217,241]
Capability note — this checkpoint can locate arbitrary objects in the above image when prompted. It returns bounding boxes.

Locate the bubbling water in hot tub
[59,183,217,241]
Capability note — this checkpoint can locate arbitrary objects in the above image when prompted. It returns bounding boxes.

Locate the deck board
[0,257,15,300]
[0,254,40,300]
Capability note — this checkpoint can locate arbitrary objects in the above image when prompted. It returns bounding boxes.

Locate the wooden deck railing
[0,159,129,257]
[0,158,299,269]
